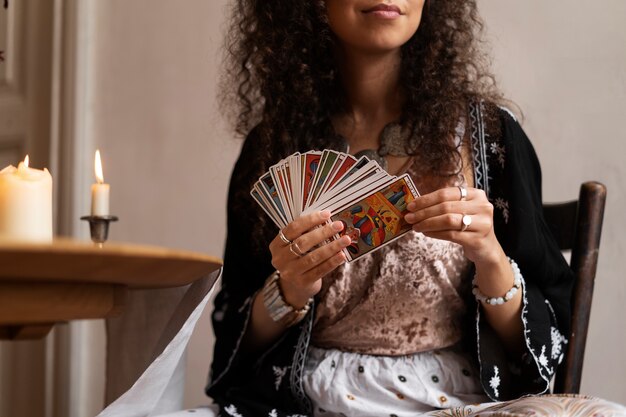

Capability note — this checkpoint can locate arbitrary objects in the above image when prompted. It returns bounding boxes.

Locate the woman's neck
[336,47,403,123]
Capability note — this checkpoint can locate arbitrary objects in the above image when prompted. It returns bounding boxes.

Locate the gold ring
[279,230,292,245]
[461,214,472,232]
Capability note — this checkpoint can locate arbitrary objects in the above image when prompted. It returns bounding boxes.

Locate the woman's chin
[347,38,411,55]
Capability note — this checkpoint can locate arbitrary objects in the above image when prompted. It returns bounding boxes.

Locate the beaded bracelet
[472,257,522,305]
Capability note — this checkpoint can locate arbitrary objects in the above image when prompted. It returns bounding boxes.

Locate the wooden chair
[542,181,607,394]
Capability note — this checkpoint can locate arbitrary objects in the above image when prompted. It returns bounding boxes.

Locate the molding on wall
[51,0,94,238]
[49,1,104,417]
[0,0,23,91]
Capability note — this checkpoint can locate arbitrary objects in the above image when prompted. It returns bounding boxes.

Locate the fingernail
[332,221,344,231]
[405,213,414,223]
[340,236,351,246]
[320,210,331,219]
[407,202,416,211]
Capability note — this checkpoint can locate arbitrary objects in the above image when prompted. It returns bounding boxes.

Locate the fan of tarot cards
[250,150,421,262]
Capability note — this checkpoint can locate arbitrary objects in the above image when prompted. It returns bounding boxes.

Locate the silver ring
[461,214,472,232]
[289,242,306,257]
[458,186,468,201]
[279,230,292,245]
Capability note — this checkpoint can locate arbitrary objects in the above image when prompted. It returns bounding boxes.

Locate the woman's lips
[363,4,403,19]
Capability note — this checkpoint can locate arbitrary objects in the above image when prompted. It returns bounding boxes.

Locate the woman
[203,1,625,416]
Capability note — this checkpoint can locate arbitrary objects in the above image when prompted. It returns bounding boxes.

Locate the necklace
[348,122,416,172]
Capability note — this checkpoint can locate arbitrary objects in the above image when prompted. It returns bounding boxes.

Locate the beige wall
[479,0,626,403]
[82,0,626,410]
[85,0,237,409]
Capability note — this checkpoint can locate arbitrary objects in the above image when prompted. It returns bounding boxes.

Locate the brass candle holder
[81,215,118,246]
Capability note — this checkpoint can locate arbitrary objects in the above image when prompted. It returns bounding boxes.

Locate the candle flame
[24,155,29,168]
[95,150,104,184]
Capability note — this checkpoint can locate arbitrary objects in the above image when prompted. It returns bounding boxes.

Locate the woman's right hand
[269,210,351,308]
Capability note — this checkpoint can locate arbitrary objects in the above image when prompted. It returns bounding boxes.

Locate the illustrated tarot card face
[269,162,292,222]
[302,152,321,209]
[310,170,391,214]
[308,150,340,208]
[251,187,284,228]
[322,154,357,194]
[281,163,295,221]
[330,156,370,191]
[331,174,419,261]
[310,159,384,210]
[289,154,302,217]
[259,172,287,224]
[318,154,345,195]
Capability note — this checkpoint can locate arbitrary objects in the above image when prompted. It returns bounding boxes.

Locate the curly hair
[221,0,504,247]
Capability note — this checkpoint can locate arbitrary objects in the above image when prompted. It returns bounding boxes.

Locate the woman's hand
[269,210,351,308]
[404,187,501,266]
[405,186,525,355]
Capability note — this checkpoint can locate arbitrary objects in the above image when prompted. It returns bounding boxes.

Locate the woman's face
[325,0,426,54]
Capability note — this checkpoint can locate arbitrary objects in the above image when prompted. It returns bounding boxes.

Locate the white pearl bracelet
[472,257,522,305]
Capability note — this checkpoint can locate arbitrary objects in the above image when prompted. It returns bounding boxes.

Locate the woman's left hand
[404,186,501,265]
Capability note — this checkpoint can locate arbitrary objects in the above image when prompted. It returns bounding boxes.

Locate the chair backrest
[542,181,607,394]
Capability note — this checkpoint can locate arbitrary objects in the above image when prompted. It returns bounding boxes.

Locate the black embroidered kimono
[206,103,574,416]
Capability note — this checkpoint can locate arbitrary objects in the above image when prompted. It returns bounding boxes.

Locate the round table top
[0,238,222,288]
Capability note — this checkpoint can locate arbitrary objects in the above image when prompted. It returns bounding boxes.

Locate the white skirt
[303,346,489,417]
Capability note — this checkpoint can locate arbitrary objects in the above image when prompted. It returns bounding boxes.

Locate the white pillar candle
[91,150,110,216]
[0,155,53,242]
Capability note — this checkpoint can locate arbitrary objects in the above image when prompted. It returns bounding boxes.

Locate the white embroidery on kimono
[269,410,278,417]
[538,345,549,369]
[494,198,510,224]
[224,404,243,417]
[489,366,501,398]
[490,142,506,168]
[551,326,568,362]
[273,366,288,391]
[519,272,550,390]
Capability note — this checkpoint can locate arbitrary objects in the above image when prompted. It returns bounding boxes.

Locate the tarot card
[302,151,322,210]
[252,150,421,258]
[270,162,294,222]
[281,162,296,221]
[251,185,285,228]
[308,152,346,206]
[258,172,288,225]
[328,156,371,192]
[317,153,346,196]
[304,150,329,209]
[310,170,393,214]
[290,153,302,217]
[319,154,357,196]
[306,150,340,209]
[331,174,420,261]
[308,160,384,210]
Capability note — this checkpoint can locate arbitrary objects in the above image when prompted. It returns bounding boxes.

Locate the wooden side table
[0,238,222,340]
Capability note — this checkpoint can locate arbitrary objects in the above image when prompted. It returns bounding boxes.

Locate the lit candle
[91,150,110,216]
[0,155,53,242]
